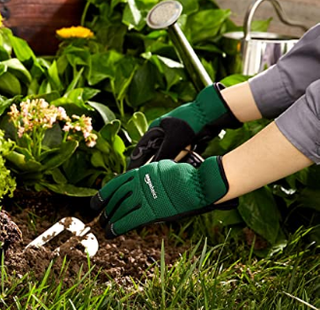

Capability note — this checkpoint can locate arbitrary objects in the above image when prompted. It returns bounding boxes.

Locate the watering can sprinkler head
[146,0,183,29]
[146,0,212,91]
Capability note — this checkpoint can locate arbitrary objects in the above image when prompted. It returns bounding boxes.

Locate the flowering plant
[8,98,97,160]
[3,98,98,196]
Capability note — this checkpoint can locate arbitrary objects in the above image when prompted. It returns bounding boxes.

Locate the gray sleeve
[249,23,320,119]
[275,79,320,164]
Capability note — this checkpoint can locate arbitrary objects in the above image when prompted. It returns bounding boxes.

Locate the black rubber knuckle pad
[104,223,118,239]
[90,193,105,211]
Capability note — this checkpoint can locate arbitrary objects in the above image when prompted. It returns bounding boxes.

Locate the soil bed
[2,189,189,288]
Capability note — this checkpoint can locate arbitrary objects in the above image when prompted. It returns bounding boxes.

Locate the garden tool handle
[145,145,195,165]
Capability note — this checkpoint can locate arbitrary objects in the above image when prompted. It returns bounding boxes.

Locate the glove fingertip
[104,223,118,239]
[90,192,105,211]
[99,212,118,239]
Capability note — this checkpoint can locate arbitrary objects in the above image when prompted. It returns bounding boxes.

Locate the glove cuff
[213,83,243,129]
[198,156,229,205]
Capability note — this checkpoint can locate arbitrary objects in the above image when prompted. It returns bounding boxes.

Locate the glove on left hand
[128,83,242,170]
[91,156,236,238]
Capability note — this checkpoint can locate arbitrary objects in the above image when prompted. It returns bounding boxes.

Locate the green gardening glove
[91,156,237,238]
[128,83,242,169]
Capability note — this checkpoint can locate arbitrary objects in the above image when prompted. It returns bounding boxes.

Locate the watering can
[222,0,308,75]
[146,0,308,89]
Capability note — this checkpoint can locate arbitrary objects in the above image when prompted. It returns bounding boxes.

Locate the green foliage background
[0,0,317,253]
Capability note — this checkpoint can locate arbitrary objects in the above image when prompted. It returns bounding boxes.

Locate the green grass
[1,227,319,310]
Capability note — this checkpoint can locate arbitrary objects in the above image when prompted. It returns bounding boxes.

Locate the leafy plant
[0,130,16,200]
[2,98,98,196]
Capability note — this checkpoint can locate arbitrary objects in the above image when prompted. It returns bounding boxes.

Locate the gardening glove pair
[91,156,237,239]
[128,83,242,169]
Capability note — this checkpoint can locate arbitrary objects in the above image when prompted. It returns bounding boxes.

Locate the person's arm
[91,78,320,238]
[217,122,312,202]
[221,81,262,122]
[218,79,320,203]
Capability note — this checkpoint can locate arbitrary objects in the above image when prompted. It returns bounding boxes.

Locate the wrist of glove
[129,83,242,169]
[91,156,238,239]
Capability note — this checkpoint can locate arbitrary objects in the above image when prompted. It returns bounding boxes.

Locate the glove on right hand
[129,83,242,169]
[91,156,237,239]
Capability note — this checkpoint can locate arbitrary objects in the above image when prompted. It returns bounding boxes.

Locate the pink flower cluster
[63,114,97,148]
[8,99,97,147]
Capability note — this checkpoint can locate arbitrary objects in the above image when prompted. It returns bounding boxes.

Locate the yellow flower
[0,13,3,28]
[56,26,94,39]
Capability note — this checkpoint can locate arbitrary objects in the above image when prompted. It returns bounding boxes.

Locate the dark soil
[2,189,189,287]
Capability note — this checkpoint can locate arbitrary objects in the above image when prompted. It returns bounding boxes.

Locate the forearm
[217,122,312,203]
[221,81,262,122]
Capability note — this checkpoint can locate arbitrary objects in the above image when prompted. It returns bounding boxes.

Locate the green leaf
[239,187,281,245]
[251,18,273,32]
[42,124,63,149]
[88,101,116,124]
[0,96,16,116]
[89,51,123,85]
[145,54,185,91]
[220,74,250,87]
[53,88,99,110]
[42,140,79,170]
[186,9,231,44]
[1,58,32,84]
[91,150,108,170]
[122,0,143,31]
[62,150,98,184]
[0,29,12,60]
[5,151,42,172]
[39,80,52,94]
[95,134,111,154]
[212,208,243,226]
[48,60,62,90]
[66,67,85,92]
[297,188,320,212]
[40,183,97,197]
[100,120,121,143]
[113,134,126,155]
[47,168,67,184]
[113,56,138,101]
[9,35,36,63]
[127,62,156,107]
[126,111,148,142]
[64,46,91,68]
[177,0,199,15]
[0,71,21,96]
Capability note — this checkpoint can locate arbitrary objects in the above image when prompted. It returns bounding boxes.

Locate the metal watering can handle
[243,0,308,40]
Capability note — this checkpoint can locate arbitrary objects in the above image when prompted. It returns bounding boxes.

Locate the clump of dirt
[3,189,189,287]
[0,210,22,251]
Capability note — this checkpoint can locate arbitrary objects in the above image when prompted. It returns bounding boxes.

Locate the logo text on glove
[144,174,158,199]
